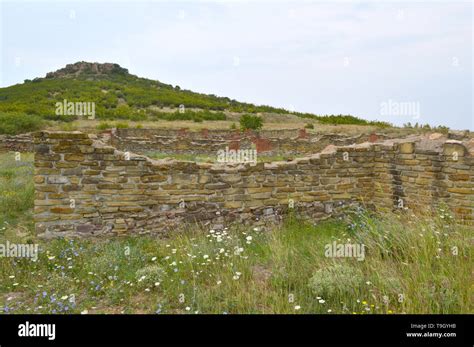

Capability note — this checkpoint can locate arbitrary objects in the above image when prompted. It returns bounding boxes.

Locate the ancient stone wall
[108,128,389,156]
[372,140,473,219]
[33,131,473,238]
[0,133,34,152]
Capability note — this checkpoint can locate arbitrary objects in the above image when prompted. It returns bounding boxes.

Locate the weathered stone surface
[47,176,69,184]
[64,153,85,161]
[50,206,74,214]
[32,131,474,236]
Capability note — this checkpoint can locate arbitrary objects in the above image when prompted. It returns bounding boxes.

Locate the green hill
[0,61,291,121]
[0,61,390,134]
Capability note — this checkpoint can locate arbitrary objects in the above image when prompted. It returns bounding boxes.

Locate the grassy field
[0,152,471,314]
[48,116,379,133]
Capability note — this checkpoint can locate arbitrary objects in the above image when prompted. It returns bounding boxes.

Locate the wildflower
[327,309,332,313]
[185,307,191,311]
[151,257,157,261]
[294,305,301,310]
[203,255,209,259]
[154,282,160,286]
[81,310,88,314]
[318,299,325,304]
[234,247,244,255]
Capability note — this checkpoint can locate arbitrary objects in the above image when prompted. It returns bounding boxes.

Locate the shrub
[135,265,165,289]
[0,112,45,135]
[435,125,450,134]
[239,114,263,131]
[115,122,129,129]
[42,113,76,122]
[230,123,237,130]
[309,263,363,297]
[149,110,225,122]
[304,123,314,129]
[295,112,392,127]
[59,122,78,131]
[96,122,112,130]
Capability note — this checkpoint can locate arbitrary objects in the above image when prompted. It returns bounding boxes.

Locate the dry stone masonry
[33,131,473,238]
[0,133,34,153]
[108,128,393,156]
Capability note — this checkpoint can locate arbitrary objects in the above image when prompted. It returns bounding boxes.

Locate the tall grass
[0,209,470,314]
[0,152,34,227]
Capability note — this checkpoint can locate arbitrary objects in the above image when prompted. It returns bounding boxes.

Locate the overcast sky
[0,0,472,130]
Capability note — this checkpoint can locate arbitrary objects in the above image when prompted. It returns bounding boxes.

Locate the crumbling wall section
[33,131,473,238]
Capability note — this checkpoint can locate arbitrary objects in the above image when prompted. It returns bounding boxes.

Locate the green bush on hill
[240,114,263,131]
[149,110,226,122]
[0,112,45,135]
[296,113,391,127]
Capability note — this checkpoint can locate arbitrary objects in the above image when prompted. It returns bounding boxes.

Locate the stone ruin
[30,129,473,238]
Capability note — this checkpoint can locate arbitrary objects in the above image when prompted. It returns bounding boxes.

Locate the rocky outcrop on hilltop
[45,61,129,79]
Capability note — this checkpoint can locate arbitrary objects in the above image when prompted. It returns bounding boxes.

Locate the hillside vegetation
[0,62,391,133]
[0,62,290,119]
